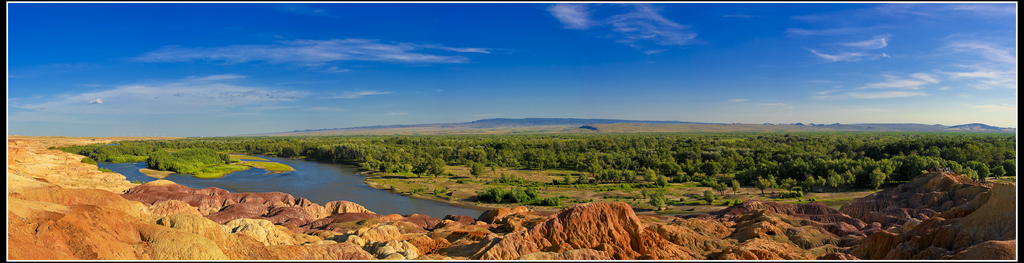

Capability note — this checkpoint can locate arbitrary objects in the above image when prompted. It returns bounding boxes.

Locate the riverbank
[139,168,173,179]
[359,164,883,216]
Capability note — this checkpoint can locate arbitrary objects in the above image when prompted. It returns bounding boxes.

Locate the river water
[98,155,486,219]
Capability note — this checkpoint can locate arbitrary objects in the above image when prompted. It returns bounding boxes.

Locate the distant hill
[245,118,1015,136]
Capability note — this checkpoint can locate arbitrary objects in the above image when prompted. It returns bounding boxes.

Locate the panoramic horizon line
[237,117,1014,136]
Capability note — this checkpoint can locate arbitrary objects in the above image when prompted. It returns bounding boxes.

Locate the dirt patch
[140,168,175,179]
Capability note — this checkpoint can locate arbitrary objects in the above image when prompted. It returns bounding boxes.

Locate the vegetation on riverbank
[53,132,1014,210]
[191,164,251,179]
[240,161,295,173]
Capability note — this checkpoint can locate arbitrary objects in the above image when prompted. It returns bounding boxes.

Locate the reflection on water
[100,155,486,219]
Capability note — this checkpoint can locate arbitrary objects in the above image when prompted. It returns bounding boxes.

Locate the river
[98,155,487,219]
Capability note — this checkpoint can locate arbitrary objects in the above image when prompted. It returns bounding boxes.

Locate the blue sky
[7,3,1017,137]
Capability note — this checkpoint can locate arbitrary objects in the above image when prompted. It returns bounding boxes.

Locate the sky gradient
[8,3,1018,137]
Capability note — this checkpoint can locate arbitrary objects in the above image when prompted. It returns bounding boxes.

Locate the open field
[362,165,883,215]
[240,161,295,173]
[191,164,251,179]
[230,154,269,161]
[138,168,174,179]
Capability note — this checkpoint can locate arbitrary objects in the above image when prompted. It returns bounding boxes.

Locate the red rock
[474,202,698,260]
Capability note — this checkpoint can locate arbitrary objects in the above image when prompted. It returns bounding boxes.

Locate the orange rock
[475,202,697,260]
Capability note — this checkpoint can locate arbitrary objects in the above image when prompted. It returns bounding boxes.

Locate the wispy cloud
[8,75,306,121]
[723,14,755,18]
[754,103,788,106]
[609,4,697,48]
[642,49,666,55]
[190,74,246,81]
[807,49,889,62]
[323,66,351,73]
[842,36,888,49]
[846,91,928,99]
[548,4,594,30]
[949,41,1015,65]
[729,99,749,102]
[947,4,1016,16]
[135,39,488,65]
[324,90,392,99]
[305,107,347,112]
[785,27,875,37]
[859,73,940,89]
[548,4,697,52]
[939,41,1017,89]
[274,4,340,18]
[386,111,408,116]
[973,104,1017,111]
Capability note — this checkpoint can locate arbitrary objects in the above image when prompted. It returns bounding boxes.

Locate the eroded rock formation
[7,137,1017,260]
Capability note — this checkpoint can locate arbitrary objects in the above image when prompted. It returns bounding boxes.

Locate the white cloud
[8,75,306,121]
[948,4,1016,16]
[807,49,885,62]
[190,74,246,81]
[386,111,408,116]
[842,36,888,49]
[786,27,873,37]
[859,73,940,89]
[548,4,594,30]
[135,39,488,65]
[548,4,697,52]
[755,103,788,106]
[609,4,697,47]
[305,107,347,112]
[642,49,666,55]
[909,72,940,84]
[949,41,1015,65]
[973,104,1017,111]
[846,91,927,99]
[325,90,392,99]
[323,66,351,73]
[729,99,749,102]
[939,65,1017,90]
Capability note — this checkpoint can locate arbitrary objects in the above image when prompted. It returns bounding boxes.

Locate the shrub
[779,190,804,199]
[533,197,560,206]
[81,157,97,165]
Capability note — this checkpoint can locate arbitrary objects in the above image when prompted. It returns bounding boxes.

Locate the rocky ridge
[7,137,1017,260]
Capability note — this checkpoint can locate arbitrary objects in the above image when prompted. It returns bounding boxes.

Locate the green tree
[731,179,741,195]
[623,170,637,183]
[826,170,842,192]
[702,190,716,205]
[655,175,669,188]
[470,162,486,178]
[648,190,666,210]
[755,176,771,195]
[992,165,1005,179]
[563,173,573,185]
[643,168,658,182]
[780,177,798,191]
[711,180,728,196]
[870,168,887,190]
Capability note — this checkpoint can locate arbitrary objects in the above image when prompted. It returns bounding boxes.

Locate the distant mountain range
[247,118,1015,136]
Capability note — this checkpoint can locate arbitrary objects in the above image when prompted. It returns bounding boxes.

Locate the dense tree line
[54,132,1015,190]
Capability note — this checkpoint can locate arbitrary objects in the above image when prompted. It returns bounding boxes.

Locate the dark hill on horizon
[245,118,1016,136]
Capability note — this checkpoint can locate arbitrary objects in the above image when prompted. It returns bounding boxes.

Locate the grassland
[240,161,295,173]
[138,168,173,179]
[191,164,251,179]
[230,154,269,161]
[361,165,882,214]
